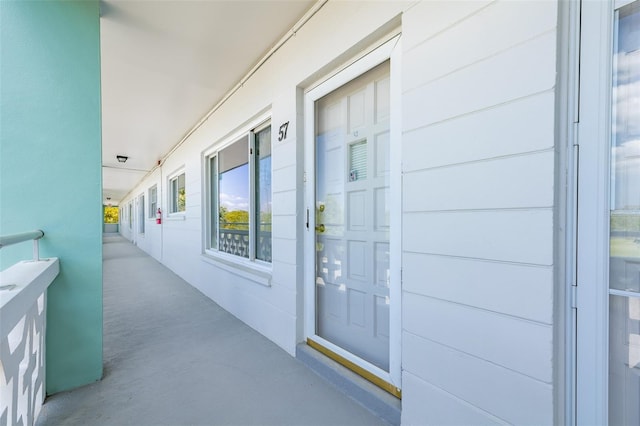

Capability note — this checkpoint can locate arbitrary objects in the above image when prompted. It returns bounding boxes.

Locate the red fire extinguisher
[156,208,162,224]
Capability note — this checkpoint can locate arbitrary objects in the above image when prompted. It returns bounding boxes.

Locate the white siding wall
[401,1,557,425]
[138,170,163,262]
[118,1,410,356]
[118,1,561,424]
[119,169,163,262]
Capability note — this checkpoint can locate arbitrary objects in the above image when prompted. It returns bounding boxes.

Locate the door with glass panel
[609,2,640,424]
[577,1,640,424]
[312,62,391,373]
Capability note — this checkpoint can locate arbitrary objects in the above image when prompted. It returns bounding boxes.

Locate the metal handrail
[0,230,45,261]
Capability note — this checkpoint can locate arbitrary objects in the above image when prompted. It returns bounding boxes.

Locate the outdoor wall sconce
[116,155,128,163]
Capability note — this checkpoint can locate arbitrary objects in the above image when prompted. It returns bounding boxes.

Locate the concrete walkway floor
[36,235,388,426]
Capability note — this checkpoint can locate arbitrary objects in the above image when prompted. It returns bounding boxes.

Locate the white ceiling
[100,0,316,205]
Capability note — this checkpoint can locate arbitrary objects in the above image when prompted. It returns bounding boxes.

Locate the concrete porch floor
[36,235,388,426]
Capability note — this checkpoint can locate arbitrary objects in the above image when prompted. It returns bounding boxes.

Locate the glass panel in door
[314,62,391,371]
[609,2,640,424]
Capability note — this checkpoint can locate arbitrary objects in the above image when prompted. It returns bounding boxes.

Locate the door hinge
[303,172,307,183]
[570,285,578,309]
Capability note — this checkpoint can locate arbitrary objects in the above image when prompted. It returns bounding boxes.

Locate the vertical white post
[33,239,40,262]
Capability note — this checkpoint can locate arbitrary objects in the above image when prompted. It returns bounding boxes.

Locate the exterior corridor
[36,236,387,425]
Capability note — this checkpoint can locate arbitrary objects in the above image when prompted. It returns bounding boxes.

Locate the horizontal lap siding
[401,1,558,424]
[116,1,410,359]
[404,209,553,265]
[403,32,556,130]
[404,333,553,425]
[402,372,507,426]
[403,150,555,211]
[272,190,297,216]
[403,253,553,324]
[403,293,553,382]
[403,92,555,171]
[403,0,558,92]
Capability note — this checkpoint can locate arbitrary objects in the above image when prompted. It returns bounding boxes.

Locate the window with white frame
[128,202,133,229]
[148,185,157,218]
[138,194,145,234]
[169,172,186,214]
[207,122,271,262]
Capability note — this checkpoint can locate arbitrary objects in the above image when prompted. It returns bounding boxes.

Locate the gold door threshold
[306,338,401,399]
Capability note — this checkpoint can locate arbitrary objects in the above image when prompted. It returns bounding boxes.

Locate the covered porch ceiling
[100,0,317,205]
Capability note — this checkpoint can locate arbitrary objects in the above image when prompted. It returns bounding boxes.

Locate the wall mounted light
[116,155,128,163]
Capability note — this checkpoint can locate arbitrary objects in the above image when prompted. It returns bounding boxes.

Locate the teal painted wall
[0,0,103,393]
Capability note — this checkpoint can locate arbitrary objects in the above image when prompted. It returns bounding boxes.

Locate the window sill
[201,252,272,287]
[166,214,186,221]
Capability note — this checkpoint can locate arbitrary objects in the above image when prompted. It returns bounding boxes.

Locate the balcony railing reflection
[219,223,271,262]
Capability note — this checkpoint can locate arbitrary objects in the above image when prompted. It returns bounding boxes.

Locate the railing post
[33,239,40,262]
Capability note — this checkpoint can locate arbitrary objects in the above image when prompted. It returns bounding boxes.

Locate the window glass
[206,123,271,263]
[170,173,186,213]
[138,195,145,234]
[609,2,640,425]
[178,174,185,212]
[255,126,272,262]
[209,157,218,250]
[219,136,250,258]
[171,179,177,212]
[149,186,157,218]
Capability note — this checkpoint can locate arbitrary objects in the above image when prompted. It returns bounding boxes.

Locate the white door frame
[303,35,402,390]
[575,1,613,422]
[575,0,637,423]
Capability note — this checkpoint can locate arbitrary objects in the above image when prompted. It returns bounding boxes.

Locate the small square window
[169,172,186,213]
[149,185,157,218]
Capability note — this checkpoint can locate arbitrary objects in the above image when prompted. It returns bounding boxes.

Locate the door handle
[315,224,325,233]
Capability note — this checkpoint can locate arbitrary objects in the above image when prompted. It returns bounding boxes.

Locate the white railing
[0,230,59,426]
[0,230,45,262]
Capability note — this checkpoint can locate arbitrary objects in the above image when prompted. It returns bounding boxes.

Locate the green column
[0,0,103,393]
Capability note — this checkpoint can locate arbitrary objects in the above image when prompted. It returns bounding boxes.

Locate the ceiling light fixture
[116,155,128,163]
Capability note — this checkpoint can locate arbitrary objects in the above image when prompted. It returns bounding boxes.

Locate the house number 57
[278,121,289,141]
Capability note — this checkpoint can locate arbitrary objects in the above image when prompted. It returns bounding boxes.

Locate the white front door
[314,61,391,371]
[304,37,401,393]
[576,1,640,423]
